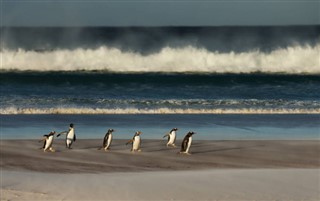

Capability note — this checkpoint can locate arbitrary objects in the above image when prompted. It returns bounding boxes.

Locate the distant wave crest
[2,44,320,74]
[1,107,319,115]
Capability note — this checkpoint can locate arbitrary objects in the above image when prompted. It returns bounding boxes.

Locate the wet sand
[1,139,320,172]
[1,139,320,200]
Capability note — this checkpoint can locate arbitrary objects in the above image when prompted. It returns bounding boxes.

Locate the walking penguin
[39,131,56,152]
[100,129,115,151]
[57,123,76,149]
[163,128,178,147]
[180,131,196,155]
[126,131,142,152]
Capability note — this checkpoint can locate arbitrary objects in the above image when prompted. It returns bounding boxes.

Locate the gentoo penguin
[126,131,142,152]
[101,129,115,151]
[180,131,196,155]
[163,128,178,147]
[39,131,56,152]
[57,123,76,149]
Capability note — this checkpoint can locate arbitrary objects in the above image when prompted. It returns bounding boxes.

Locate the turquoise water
[1,114,319,140]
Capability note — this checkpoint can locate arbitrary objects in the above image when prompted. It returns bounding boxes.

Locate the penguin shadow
[191,145,264,155]
[38,148,62,153]
[147,147,178,152]
[84,146,119,152]
[191,147,245,154]
[144,140,179,152]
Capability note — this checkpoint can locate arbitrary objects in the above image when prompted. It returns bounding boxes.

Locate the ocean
[1,26,319,140]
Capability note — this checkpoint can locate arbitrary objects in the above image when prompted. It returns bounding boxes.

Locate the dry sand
[2,169,320,201]
[1,139,320,200]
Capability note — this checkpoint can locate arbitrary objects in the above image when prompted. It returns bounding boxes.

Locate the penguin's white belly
[45,136,54,150]
[106,134,112,148]
[186,137,192,152]
[168,132,176,144]
[132,136,141,150]
[67,129,74,141]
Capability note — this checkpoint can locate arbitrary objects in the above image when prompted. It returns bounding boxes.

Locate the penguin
[101,129,115,151]
[180,131,196,155]
[126,131,142,152]
[57,123,76,149]
[163,128,178,147]
[39,131,56,152]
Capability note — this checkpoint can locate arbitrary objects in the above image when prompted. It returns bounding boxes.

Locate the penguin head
[50,131,56,135]
[70,123,74,128]
[172,128,178,131]
[108,129,115,133]
[187,131,196,137]
[135,131,142,135]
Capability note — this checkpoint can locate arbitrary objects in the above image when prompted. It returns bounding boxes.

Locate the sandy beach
[1,139,320,200]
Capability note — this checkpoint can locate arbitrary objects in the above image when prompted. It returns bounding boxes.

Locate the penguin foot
[167,144,176,148]
[179,152,191,155]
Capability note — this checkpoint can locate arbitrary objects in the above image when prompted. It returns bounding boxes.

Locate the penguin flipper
[73,134,76,141]
[126,139,134,145]
[103,135,108,147]
[163,133,169,138]
[38,138,46,149]
[56,131,67,137]
[38,137,46,143]
[181,138,189,152]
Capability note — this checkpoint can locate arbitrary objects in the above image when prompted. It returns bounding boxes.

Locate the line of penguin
[40,123,196,155]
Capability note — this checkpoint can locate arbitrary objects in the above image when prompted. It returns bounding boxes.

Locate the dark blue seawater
[1,26,319,139]
[1,72,320,114]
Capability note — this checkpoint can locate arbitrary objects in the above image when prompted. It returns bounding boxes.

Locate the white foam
[2,44,320,73]
[1,107,319,115]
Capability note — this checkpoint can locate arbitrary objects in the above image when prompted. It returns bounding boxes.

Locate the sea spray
[2,45,319,73]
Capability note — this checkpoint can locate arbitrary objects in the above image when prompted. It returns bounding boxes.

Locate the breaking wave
[2,44,320,74]
[1,107,319,115]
